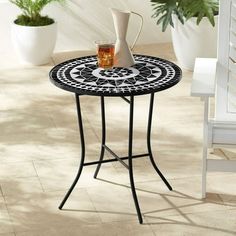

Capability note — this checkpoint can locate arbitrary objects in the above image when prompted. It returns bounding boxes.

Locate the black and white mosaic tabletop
[49,55,182,96]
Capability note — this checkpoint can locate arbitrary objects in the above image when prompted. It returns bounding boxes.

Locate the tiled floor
[1,43,236,235]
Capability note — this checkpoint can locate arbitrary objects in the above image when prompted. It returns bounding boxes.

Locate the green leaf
[180,0,218,26]
[150,0,219,31]
[10,0,64,23]
[151,0,178,32]
[174,8,184,25]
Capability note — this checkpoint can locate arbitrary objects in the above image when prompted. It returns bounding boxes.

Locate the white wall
[0,0,171,56]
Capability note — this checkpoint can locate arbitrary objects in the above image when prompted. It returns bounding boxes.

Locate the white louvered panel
[229,44,236,62]
[215,0,236,121]
[228,1,236,114]
[230,0,236,50]
[228,71,236,112]
[229,58,236,73]
[230,31,236,46]
[232,2,236,18]
[228,88,236,112]
[231,16,236,33]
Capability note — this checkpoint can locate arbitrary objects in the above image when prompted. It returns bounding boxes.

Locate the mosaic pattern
[49,55,181,96]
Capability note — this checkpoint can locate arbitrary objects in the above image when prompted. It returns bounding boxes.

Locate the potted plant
[151,0,219,70]
[10,0,63,65]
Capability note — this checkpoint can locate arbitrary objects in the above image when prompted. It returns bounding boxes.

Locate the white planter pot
[171,16,218,71]
[11,22,57,65]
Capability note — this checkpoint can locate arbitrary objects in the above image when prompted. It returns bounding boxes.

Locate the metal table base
[58,93,172,224]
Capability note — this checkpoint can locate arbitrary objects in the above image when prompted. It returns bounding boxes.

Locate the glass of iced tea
[95,40,115,69]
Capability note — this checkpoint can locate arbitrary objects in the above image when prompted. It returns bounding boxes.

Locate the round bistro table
[49,54,182,224]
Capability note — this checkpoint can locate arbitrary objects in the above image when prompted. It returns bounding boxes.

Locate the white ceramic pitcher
[110,8,143,67]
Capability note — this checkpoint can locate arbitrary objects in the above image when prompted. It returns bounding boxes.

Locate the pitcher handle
[130,11,143,51]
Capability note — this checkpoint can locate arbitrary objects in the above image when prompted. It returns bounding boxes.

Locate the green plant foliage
[15,14,54,26]
[10,0,64,26]
[151,0,219,32]
[181,0,218,25]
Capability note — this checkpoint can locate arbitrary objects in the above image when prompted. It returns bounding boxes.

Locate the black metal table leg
[94,96,106,178]
[128,96,143,224]
[59,94,86,209]
[147,93,172,191]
